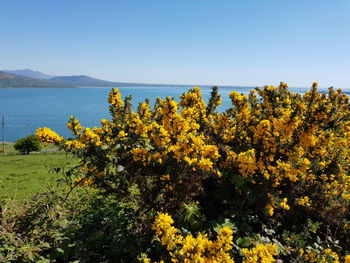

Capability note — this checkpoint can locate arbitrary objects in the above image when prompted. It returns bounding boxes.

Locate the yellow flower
[297,196,312,207]
[266,204,274,216]
[242,243,278,263]
[64,140,86,149]
[118,130,128,139]
[79,128,102,146]
[279,198,290,210]
[108,88,123,107]
[67,116,83,135]
[237,149,257,177]
[36,127,63,143]
[130,148,149,163]
[160,174,170,181]
[151,213,234,262]
[74,177,94,186]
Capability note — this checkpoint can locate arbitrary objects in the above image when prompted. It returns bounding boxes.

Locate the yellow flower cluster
[297,196,312,207]
[67,116,83,135]
[108,88,123,108]
[36,84,350,223]
[217,83,350,217]
[279,198,290,210]
[124,88,221,177]
[138,102,152,120]
[74,176,94,186]
[79,128,102,146]
[265,194,290,216]
[147,213,281,263]
[36,127,63,143]
[237,149,257,177]
[130,148,149,164]
[118,130,128,139]
[64,139,86,149]
[148,212,234,263]
[242,243,278,263]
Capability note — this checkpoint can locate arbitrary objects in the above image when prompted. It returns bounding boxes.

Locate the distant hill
[0,71,19,80]
[0,68,201,88]
[0,71,73,88]
[50,75,117,86]
[3,69,55,80]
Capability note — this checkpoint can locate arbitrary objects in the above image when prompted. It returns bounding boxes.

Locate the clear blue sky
[1,0,350,87]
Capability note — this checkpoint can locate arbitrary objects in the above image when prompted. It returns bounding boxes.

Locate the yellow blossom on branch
[108,88,123,108]
[242,243,278,263]
[150,212,235,262]
[36,127,63,144]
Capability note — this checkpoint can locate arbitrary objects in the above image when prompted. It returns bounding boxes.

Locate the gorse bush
[35,83,350,262]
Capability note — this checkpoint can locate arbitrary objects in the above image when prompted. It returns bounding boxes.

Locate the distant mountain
[50,75,117,86]
[0,68,199,88]
[0,71,73,88]
[3,69,55,80]
[0,71,19,80]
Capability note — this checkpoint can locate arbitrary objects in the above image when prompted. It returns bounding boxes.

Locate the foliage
[0,186,148,262]
[13,135,42,155]
[34,83,350,262]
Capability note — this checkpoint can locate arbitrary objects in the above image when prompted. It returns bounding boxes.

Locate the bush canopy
[32,83,350,262]
[14,134,41,154]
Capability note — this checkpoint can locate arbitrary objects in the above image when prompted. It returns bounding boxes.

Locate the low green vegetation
[0,143,76,201]
[0,142,17,155]
[0,187,146,263]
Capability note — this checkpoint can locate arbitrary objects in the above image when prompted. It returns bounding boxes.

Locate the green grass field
[0,142,17,155]
[0,143,76,201]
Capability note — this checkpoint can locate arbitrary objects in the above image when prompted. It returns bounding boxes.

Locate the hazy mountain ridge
[0,71,74,88]
[0,69,116,88]
[0,69,199,88]
[50,75,117,86]
[3,69,55,80]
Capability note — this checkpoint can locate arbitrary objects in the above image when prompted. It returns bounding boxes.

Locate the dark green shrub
[14,134,41,155]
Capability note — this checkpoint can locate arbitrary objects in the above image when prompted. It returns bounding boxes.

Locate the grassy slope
[0,143,76,201]
[0,142,17,155]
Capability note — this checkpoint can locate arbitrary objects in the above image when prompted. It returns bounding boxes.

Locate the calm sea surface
[0,85,344,142]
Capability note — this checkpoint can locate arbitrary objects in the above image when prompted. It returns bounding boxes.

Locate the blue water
[0,85,344,142]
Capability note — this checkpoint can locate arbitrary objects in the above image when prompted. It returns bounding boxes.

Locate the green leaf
[53,218,69,228]
[101,145,109,150]
[230,174,245,187]
[236,237,252,247]
[28,251,35,261]
[40,242,51,248]
[213,218,236,233]
[56,248,64,254]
